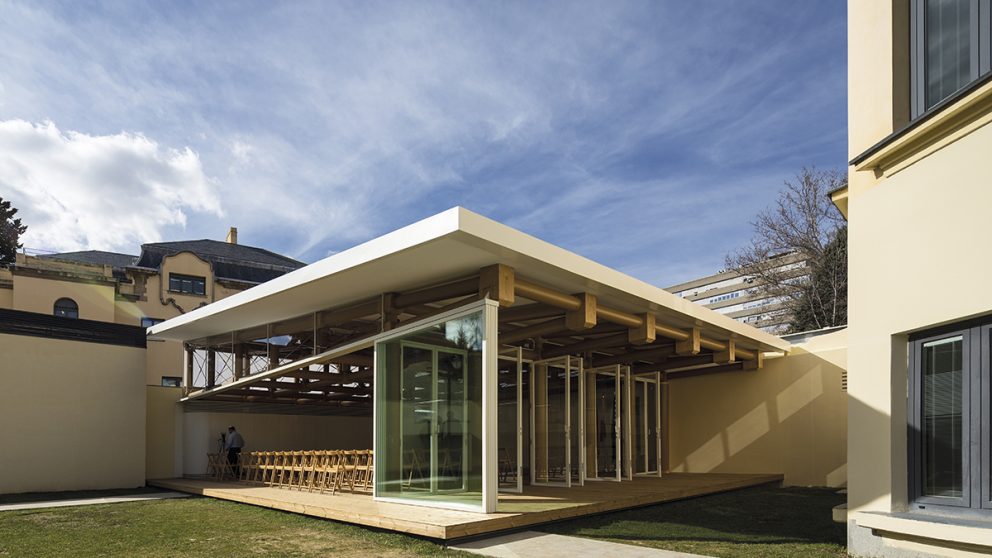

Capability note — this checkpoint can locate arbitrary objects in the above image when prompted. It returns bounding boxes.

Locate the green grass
[542,485,847,558]
[0,497,464,558]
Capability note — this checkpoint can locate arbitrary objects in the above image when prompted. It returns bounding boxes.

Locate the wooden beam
[714,340,735,364]
[675,327,701,355]
[654,323,690,342]
[595,306,641,328]
[499,318,567,345]
[628,312,655,345]
[593,344,675,366]
[565,293,597,330]
[667,362,745,380]
[736,346,758,361]
[541,332,628,359]
[479,264,515,307]
[514,278,581,311]
[234,344,245,379]
[498,303,562,323]
[184,345,194,391]
[380,293,399,332]
[743,351,764,370]
[392,276,479,308]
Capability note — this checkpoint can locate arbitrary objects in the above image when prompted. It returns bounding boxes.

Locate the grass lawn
[542,484,846,558]
[0,497,463,558]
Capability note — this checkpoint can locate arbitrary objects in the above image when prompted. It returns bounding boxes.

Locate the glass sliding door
[634,373,662,476]
[585,365,622,482]
[497,347,523,493]
[532,356,582,486]
[375,300,497,512]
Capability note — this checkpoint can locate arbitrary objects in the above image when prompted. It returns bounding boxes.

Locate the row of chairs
[207,449,374,495]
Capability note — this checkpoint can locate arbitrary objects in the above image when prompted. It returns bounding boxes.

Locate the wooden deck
[150,472,783,540]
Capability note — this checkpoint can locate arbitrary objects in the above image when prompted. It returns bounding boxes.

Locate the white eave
[148,207,790,354]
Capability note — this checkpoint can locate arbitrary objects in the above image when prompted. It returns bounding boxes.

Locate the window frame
[908,319,992,516]
[53,297,79,319]
[168,273,207,296]
[161,376,182,387]
[911,0,992,119]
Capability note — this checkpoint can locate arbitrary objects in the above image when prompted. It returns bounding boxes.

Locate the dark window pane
[53,298,79,319]
[193,279,205,295]
[169,276,181,291]
[921,335,964,498]
[926,0,973,108]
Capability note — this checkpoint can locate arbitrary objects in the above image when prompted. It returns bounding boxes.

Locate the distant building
[665,254,805,334]
[0,227,305,386]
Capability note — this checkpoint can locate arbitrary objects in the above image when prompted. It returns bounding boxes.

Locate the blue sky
[0,1,846,286]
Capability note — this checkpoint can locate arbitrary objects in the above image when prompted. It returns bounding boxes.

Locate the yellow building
[843,1,992,555]
[0,229,303,494]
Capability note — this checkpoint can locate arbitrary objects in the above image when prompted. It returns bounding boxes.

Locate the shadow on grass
[542,485,845,547]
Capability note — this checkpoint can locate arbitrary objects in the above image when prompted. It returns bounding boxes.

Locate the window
[911,0,992,117]
[53,298,78,319]
[909,318,992,514]
[141,317,165,328]
[161,376,182,387]
[168,273,206,295]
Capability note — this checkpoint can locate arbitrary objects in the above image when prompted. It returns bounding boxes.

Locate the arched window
[53,298,79,319]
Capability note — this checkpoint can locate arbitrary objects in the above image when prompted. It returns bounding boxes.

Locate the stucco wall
[11,275,116,322]
[0,333,146,494]
[182,412,372,475]
[669,328,847,487]
[146,386,184,480]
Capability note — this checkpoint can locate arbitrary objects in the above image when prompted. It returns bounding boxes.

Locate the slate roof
[39,250,139,269]
[133,240,306,284]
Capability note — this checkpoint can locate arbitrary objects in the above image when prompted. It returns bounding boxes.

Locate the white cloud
[0,119,222,253]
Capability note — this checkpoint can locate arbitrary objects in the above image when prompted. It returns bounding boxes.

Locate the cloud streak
[0,120,221,253]
[0,1,847,285]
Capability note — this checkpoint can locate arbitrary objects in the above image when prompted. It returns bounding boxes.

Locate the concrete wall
[0,333,146,494]
[668,329,847,487]
[182,412,373,475]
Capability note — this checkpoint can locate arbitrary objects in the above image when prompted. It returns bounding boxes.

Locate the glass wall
[375,304,494,511]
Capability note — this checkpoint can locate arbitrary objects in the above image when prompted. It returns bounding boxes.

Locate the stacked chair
[216,449,374,495]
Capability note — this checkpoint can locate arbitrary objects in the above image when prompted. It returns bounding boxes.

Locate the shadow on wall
[669,329,848,487]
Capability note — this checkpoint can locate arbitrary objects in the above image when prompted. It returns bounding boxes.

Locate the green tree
[0,196,28,267]
[725,168,848,333]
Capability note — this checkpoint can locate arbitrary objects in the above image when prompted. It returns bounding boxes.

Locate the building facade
[665,253,805,334]
[844,1,992,556]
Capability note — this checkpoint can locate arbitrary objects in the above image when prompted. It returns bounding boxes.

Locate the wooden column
[584,369,597,478]
[380,293,399,332]
[206,349,216,388]
[479,264,515,307]
[660,374,670,473]
[233,344,245,379]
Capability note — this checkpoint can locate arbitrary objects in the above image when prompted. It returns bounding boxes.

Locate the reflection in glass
[926,0,972,108]
[922,335,963,498]
[376,310,485,509]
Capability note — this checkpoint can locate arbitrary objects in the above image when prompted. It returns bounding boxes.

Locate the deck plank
[149,472,783,540]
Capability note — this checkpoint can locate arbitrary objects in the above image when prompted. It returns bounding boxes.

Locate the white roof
[149,207,789,353]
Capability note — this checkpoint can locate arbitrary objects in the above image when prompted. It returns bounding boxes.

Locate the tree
[0,196,28,268]
[725,168,847,333]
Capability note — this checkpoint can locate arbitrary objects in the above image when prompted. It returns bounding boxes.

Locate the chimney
[226,227,238,245]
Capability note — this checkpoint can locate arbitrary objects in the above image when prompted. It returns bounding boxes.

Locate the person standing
[225,426,245,477]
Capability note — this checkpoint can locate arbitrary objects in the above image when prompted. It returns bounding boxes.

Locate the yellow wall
[669,329,847,487]
[0,333,146,494]
[11,275,116,322]
[0,286,12,309]
[146,386,184,480]
[182,412,372,475]
[847,2,992,554]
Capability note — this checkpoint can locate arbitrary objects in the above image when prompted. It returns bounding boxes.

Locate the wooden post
[584,368,597,478]
[565,293,597,330]
[743,351,764,370]
[380,293,399,332]
[479,264,515,307]
[714,340,736,364]
[234,344,245,379]
[660,374,670,473]
[675,327,701,355]
[206,349,216,388]
[628,312,656,345]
